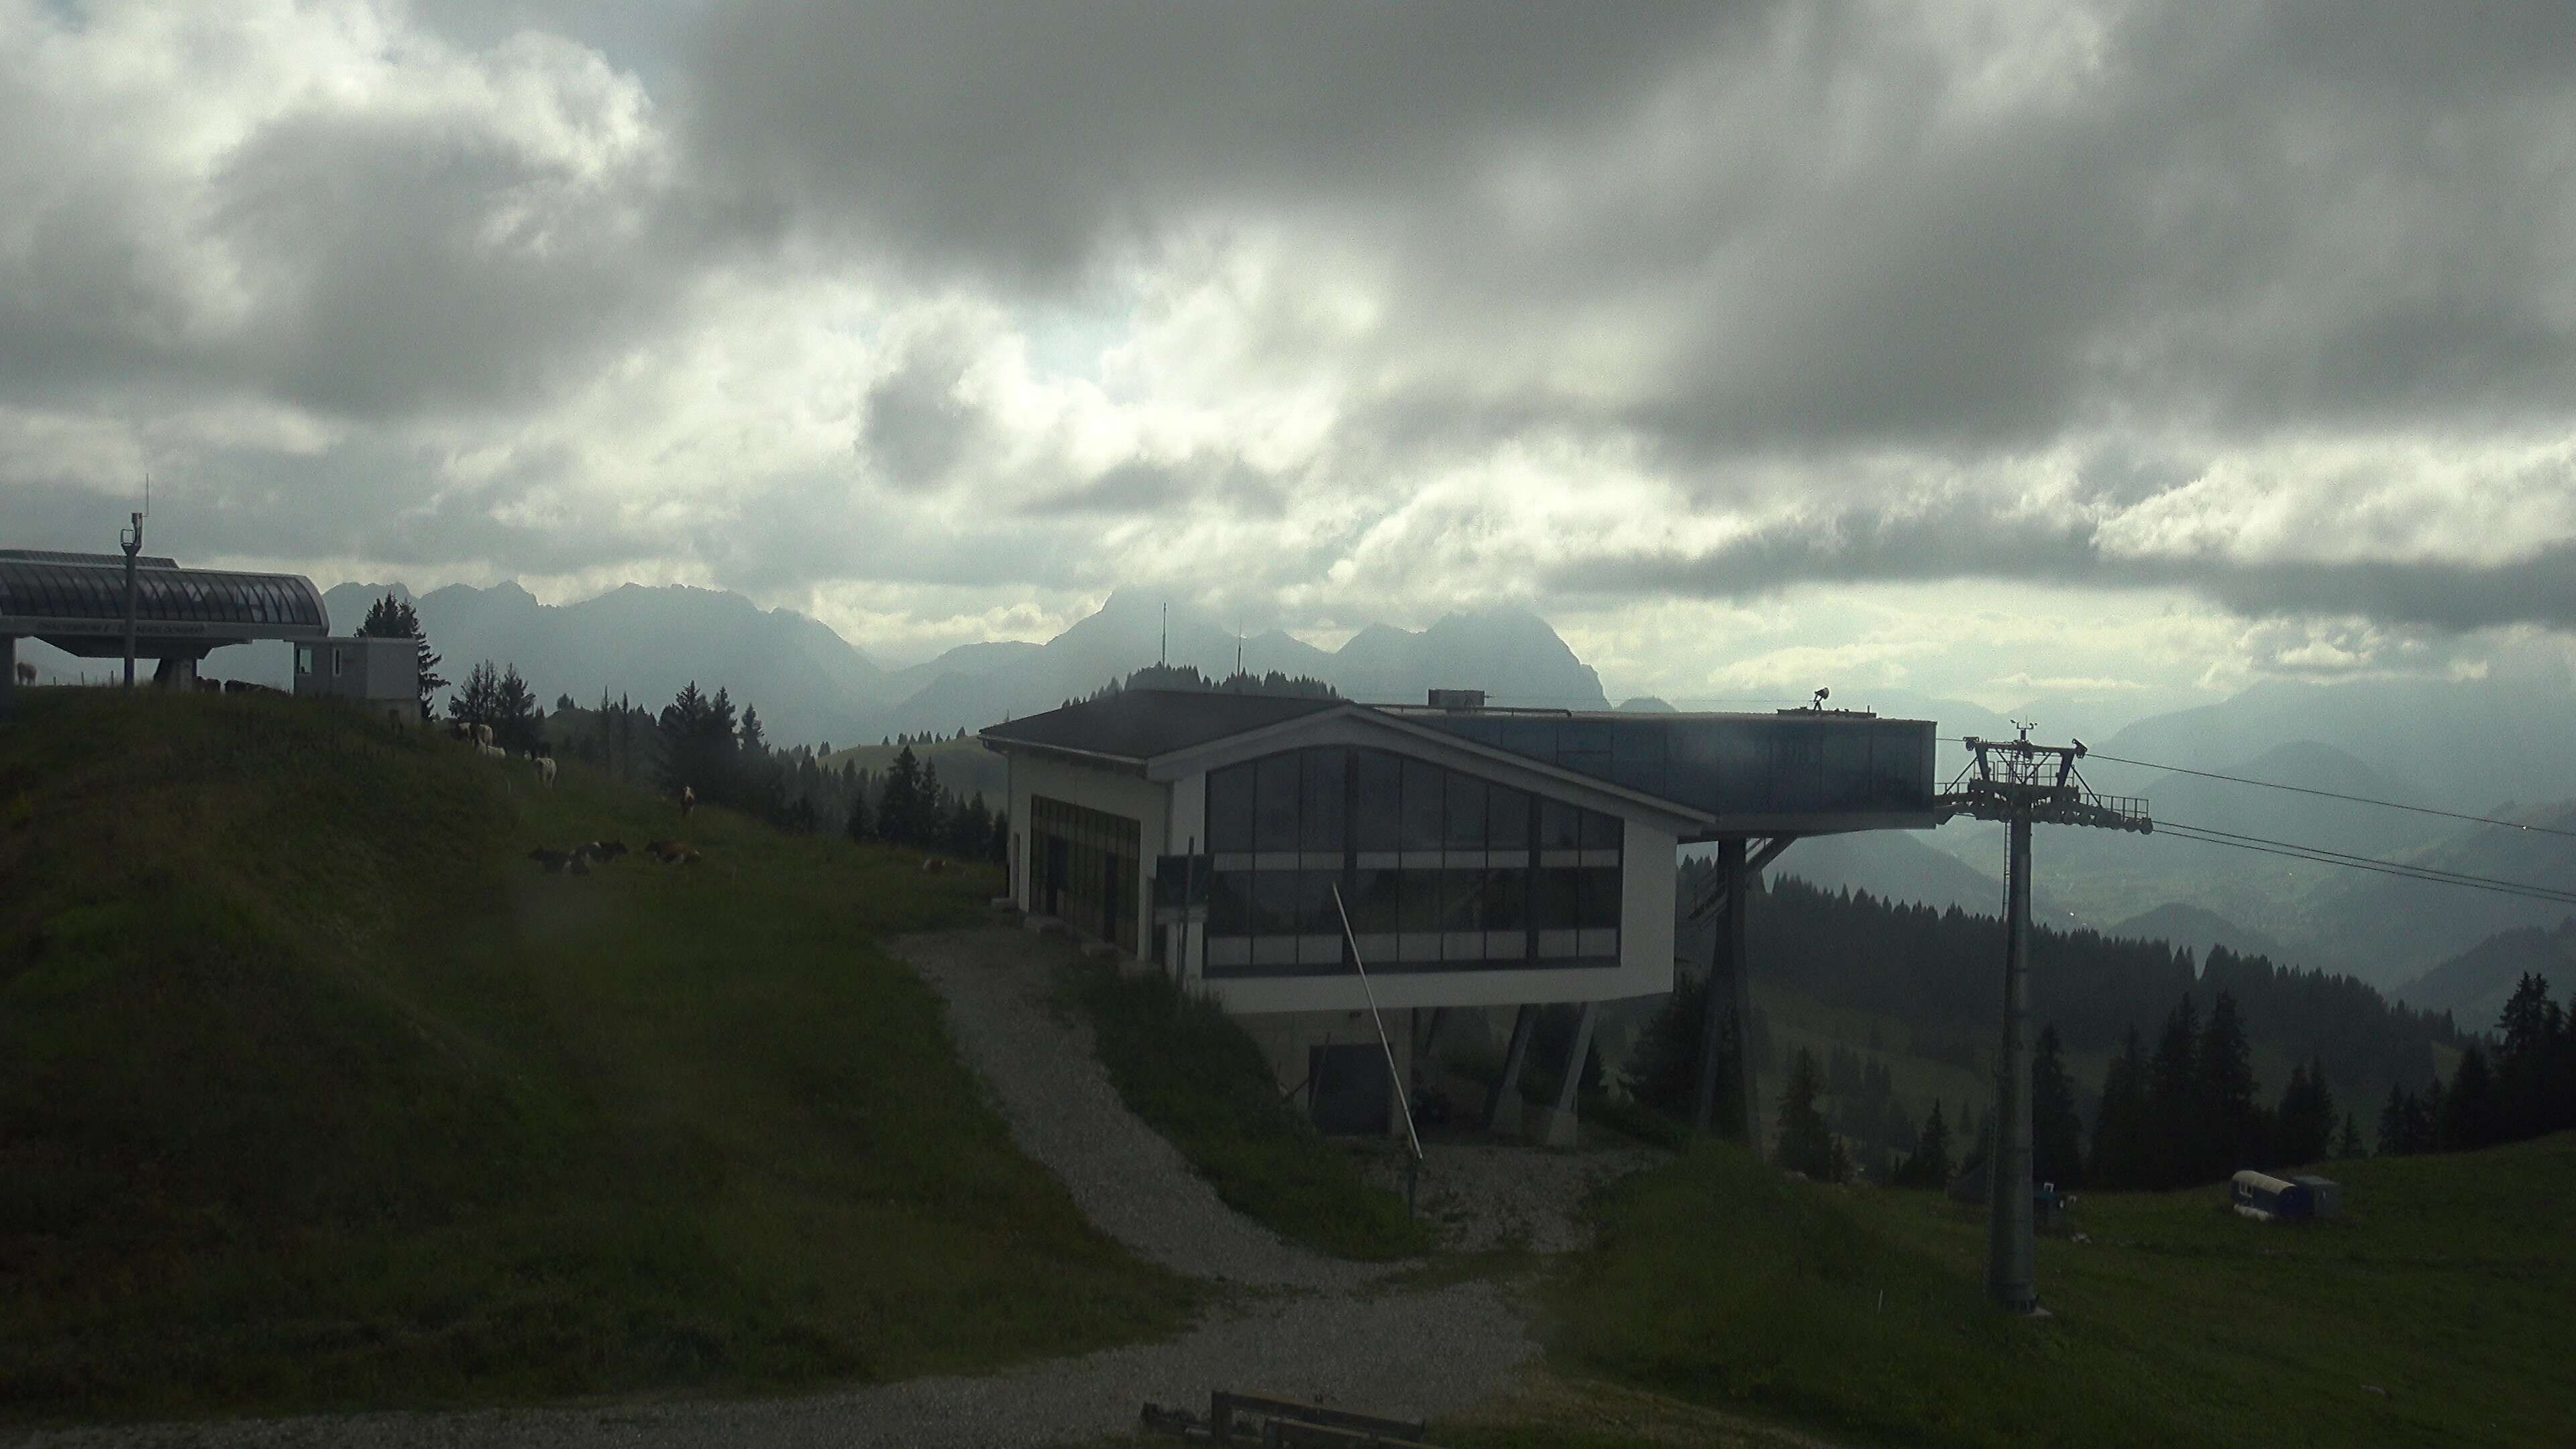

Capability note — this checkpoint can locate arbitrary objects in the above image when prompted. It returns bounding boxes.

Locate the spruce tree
[2091,1028,2150,1188]
[2193,991,2259,1182]
[2031,1024,2085,1188]
[1774,1046,1840,1181]
[1912,1099,1953,1188]
[2334,1112,2365,1160]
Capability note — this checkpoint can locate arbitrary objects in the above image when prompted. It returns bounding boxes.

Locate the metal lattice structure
[1933,727,2149,1314]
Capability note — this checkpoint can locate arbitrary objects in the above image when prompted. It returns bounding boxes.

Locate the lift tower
[1937,727,2149,1312]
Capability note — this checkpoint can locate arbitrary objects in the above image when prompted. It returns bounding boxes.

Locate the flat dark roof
[981,688,1340,762]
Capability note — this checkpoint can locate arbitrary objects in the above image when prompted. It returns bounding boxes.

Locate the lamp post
[119,509,143,688]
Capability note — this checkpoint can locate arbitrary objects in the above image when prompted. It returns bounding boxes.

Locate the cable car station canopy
[0,549,329,658]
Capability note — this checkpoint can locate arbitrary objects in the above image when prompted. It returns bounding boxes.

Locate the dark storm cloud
[688,1,2576,453]
[1019,457,1289,519]
[1556,511,2576,634]
[857,331,989,488]
[208,107,684,421]
[684,1,1742,288]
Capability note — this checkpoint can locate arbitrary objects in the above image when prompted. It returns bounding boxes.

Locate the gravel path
[1363,1141,1671,1255]
[11,926,1674,1449]
[890,928,1391,1292]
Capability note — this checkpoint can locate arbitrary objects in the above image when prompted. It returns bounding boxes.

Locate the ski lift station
[981,687,1942,1140]
[0,549,330,712]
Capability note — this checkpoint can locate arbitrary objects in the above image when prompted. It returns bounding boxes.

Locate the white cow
[532,755,557,788]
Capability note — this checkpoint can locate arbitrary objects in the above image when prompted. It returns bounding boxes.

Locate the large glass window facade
[1030,794,1141,955]
[1200,746,1624,978]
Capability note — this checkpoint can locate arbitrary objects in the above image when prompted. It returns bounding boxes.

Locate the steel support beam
[1693,837,1764,1150]
[1489,1004,1539,1136]
[1986,812,2037,1312]
[1533,1001,1599,1148]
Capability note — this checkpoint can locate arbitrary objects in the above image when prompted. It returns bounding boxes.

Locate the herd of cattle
[527,838,702,875]
[446,719,557,785]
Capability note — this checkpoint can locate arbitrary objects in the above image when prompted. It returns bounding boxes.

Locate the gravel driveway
[11,925,1672,1449]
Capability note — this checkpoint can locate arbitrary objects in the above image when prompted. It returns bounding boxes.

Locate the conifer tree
[1775,1046,1841,1181]
[2334,1111,2365,1160]
[358,591,443,714]
[2031,1023,2085,1188]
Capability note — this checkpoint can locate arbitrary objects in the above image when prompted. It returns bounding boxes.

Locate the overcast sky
[7,1,2575,724]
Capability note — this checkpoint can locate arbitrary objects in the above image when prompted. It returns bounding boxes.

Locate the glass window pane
[1581,810,1623,852]
[1444,771,1485,850]
[1398,869,1441,932]
[1252,871,1297,935]
[1400,758,1444,851]
[1296,870,1338,936]
[1579,867,1623,928]
[1350,867,1399,934]
[1255,754,1300,852]
[1442,869,1483,930]
[1483,867,1526,932]
[1352,749,1401,851]
[1300,747,1346,853]
[1532,869,1580,930]
[1538,798,1580,850]
[1211,869,1252,936]
[1208,764,1254,853]
[1487,784,1530,849]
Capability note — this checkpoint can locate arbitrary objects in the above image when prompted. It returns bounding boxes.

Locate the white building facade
[983,689,1937,1138]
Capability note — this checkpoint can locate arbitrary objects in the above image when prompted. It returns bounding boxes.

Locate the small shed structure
[2288,1173,2343,1220]
[293,636,420,722]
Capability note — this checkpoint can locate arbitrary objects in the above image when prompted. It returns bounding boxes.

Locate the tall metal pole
[119,510,143,688]
[1986,811,2036,1312]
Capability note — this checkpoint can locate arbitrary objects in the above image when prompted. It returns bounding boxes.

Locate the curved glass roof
[0,551,328,638]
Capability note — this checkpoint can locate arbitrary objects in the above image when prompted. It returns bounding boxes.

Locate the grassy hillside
[1536,1134,2575,1448]
[0,690,1190,1420]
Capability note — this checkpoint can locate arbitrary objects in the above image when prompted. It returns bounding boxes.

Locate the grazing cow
[11,662,31,686]
[479,741,508,760]
[921,857,948,873]
[527,847,572,874]
[476,722,494,747]
[594,839,629,861]
[531,755,557,788]
[680,785,696,819]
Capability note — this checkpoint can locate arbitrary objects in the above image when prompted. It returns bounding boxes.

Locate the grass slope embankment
[0,690,1192,1420]
[1521,1135,2574,1448]
[1059,958,1428,1261]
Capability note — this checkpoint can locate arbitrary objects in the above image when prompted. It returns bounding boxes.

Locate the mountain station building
[0,548,329,716]
[981,688,1940,1140]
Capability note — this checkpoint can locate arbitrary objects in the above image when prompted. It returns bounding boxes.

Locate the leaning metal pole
[1985,810,2037,1312]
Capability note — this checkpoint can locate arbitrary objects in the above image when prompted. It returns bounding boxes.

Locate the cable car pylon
[1935,724,2151,1313]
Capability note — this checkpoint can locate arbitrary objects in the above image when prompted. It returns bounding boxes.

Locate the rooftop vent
[1427,688,1486,710]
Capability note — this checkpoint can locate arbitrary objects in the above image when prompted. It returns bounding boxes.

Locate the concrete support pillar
[1488,1004,1539,1136]
[1728,840,1760,1154]
[1532,1000,1599,1149]
[1694,838,1759,1151]
[1987,812,2037,1312]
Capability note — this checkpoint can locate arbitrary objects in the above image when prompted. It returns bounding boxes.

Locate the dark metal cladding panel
[1407,711,1937,824]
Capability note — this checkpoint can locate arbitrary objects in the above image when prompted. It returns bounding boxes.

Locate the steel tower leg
[1986,812,2037,1311]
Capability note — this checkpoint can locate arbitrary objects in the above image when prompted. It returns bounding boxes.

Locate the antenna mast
[1936,724,2149,1314]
